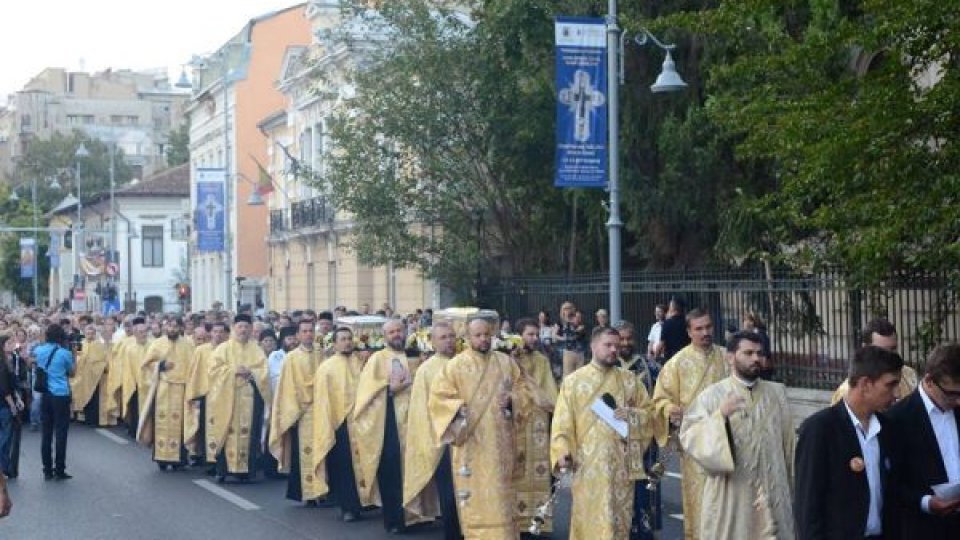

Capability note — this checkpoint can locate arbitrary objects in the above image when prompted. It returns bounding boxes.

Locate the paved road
[2,424,686,539]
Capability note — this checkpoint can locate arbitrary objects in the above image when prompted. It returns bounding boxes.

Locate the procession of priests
[61,302,951,540]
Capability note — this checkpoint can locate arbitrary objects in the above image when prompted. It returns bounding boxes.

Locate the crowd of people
[0,299,958,539]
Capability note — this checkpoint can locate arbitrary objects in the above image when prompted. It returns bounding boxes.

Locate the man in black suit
[795,346,903,540]
[886,344,960,539]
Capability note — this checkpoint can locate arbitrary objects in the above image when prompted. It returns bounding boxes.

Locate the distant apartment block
[0,68,189,182]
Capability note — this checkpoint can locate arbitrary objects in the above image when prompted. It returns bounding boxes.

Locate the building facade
[259,1,441,314]
[47,164,191,313]
[0,68,189,182]
[186,3,312,311]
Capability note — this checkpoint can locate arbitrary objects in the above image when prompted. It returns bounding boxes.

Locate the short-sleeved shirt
[33,342,75,397]
[659,315,690,361]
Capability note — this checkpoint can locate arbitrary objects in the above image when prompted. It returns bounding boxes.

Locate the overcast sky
[1,0,300,105]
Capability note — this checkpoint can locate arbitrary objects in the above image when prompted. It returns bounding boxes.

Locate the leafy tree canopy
[11,130,134,211]
[664,0,960,285]
[166,122,191,167]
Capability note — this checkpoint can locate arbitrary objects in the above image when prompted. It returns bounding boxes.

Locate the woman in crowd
[0,336,21,478]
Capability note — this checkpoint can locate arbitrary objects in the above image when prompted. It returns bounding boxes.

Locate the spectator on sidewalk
[35,323,76,480]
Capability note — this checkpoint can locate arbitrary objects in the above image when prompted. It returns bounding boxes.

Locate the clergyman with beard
[351,319,432,533]
[679,331,796,539]
[137,317,195,470]
[651,309,727,540]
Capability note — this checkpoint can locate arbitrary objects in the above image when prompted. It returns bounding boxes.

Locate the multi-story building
[258,1,442,313]
[0,68,189,182]
[47,163,191,313]
[186,3,311,311]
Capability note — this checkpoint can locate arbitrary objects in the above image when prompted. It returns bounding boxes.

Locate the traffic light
[177,284,190,299]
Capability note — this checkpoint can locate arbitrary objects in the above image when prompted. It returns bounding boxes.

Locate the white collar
[733,374,757,389]
[843,399,881,439]
[918,382,949,415]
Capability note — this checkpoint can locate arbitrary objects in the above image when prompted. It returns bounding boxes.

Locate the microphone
[601,392,617,410]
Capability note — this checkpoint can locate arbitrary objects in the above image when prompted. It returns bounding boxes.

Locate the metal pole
[606,0,623,324]
[31,178,38,306]
[222,56,234,311]
[110,144,116,285]
[75,157,82,296]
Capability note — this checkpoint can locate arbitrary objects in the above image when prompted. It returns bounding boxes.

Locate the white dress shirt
[647,321,663,347]
[267,349,287,396]
[918,383,960,513]
[844,400,884,536]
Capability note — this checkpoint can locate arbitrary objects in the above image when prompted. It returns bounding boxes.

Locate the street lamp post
[74,143,89,303]
[605,0,687,324]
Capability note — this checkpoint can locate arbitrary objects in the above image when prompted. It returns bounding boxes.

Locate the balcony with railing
[291,197,334,229]
[269,197,334,234]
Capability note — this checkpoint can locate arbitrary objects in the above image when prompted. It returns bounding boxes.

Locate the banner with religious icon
[196,168,226,252]
[48,233,60,268]
[554,16,608,188]
[19,237,36,279]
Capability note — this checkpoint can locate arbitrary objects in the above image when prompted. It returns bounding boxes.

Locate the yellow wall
[267,231,432,313]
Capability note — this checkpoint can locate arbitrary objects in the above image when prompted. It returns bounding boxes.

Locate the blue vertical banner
[554,16,608,188]
[49,233,60,268]
[196,168,226,252]
[19,238,36,279]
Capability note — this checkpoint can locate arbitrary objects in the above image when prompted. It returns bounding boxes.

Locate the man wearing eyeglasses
[887,343,960,539]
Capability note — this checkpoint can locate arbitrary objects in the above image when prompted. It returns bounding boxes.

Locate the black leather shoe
[54,472,73,480]
[43,472,54,481]
[342,511,358,522]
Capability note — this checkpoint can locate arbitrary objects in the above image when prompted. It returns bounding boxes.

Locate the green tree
[317,0,772,296]
[322,0,573,296]
[12,131,133,209]
[0,183,51,305]
[3,131,132,305]
[669,0,960,285]
[166,122,191,167]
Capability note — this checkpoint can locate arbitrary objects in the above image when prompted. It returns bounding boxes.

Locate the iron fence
[478,270,960,390]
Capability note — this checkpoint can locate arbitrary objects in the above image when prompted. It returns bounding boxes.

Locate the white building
[47,164,191,313]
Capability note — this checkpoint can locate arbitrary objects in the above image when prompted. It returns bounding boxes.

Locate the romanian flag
[252,156,275,195]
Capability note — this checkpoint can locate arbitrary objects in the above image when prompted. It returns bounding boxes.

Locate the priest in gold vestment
[550,327,655,540]
[830,318,916,406]
[651,310,727,540]
[679,332,796,540]
[510,318,557,533]
[137,317,195,469]
[184,321,227,462]
[403,322,460,539]
[269,320,325,503]
[70,324,115,426]
[103,319,125,426]
[353,319,431,533]
[205,315,270,481]
[429,318,530,540]
[311,326,365,522]
[121,317,150,438]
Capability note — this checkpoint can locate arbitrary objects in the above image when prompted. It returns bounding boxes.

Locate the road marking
[669,513,685,521]
[193,479,261,511]
[665,471,682,480]
[96,428,130,445]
